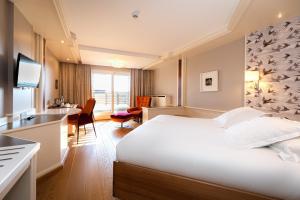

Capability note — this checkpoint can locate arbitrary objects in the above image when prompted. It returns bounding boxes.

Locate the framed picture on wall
[200,70,218,92]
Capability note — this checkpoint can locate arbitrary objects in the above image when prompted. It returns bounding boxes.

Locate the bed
[113,115,300,200]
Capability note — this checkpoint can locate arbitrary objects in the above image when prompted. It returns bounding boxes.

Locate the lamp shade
[245,71,259,82]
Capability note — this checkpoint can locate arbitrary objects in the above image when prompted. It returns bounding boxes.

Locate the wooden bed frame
[113,161,278,200]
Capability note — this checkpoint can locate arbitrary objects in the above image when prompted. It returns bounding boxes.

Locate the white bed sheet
[116,115,300,200]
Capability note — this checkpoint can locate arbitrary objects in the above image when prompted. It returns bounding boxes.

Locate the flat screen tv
[16,53,41,88]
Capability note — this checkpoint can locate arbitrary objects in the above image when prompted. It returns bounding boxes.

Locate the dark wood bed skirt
[113,161,277,200]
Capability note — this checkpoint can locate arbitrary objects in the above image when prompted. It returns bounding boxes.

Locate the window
[114,74,130,112]
[92,70,130,118]
[92,73,112,113]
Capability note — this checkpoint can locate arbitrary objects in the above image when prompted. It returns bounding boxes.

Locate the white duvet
[116,115,300,200]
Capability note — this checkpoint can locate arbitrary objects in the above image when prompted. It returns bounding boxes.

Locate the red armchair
[127,96,151,123]
[68,98,97,144]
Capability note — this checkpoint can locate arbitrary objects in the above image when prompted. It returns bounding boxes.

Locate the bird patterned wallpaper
[245,16,300,120]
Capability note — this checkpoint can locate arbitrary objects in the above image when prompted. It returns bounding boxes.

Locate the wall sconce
[245,70,260,95]
[245,70,259,82]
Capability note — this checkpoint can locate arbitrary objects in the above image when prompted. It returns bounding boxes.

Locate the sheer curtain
[59,63,92,106]
[130,69,153,107]
[34,33,45,112]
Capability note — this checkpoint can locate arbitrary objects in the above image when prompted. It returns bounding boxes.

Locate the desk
[0,135,39,200]
[0,113,70,178]
[0,114,65,133]
[44,107,81,115]
[44,107,82,135]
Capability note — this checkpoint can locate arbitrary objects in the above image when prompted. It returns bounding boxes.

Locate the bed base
[113,161,277,200]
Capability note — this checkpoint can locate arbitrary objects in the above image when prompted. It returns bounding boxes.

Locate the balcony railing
[92,90,130,112]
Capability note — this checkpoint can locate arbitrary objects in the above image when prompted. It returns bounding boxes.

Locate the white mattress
[116,115,300,200]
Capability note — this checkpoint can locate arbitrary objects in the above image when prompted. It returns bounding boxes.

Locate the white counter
[0,135,39,200]
[0,108,81,178]
[0,115,70,178]
[43,107,81,115]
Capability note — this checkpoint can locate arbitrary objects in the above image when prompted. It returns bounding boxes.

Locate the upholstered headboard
[245,16,300,121]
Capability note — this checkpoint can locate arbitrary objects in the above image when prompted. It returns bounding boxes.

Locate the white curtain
[59,63,92,106]
[130,69,153,107]
[34,33,45,112]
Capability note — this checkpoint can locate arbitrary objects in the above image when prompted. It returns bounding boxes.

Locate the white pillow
[225,117,300,149]
[270,137,300,162]
[214,107,266,128]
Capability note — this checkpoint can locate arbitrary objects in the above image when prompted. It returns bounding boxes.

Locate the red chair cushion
[111,111,133,123]
[111,111,132,119]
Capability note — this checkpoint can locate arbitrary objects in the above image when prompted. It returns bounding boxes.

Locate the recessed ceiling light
[277,12,283,19]
[111,60,125,68]
[66,58,70,61]
[61,40,65,44]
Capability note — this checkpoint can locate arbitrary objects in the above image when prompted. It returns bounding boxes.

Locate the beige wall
[0,2,34,117]
[0,0,8,117]
[152,38,245,111]
[186,38,245,110]
[45,48,59,106]
[13,6,35,113]
[153,58,178,105]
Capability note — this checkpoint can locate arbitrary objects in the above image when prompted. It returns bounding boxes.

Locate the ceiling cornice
[227,0,252,30]
[79,45,160,59]
[144,0,251,69]
[145,26,231,69]
[53,0,71,38]
[53,0,251,68]
[53,0,81,63]
[162,25,230,60]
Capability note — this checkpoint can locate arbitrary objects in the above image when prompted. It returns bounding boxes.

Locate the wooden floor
[37,120,139,200]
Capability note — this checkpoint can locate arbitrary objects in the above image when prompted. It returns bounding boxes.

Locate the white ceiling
[61,0,239,67]
[13,0,300,68]
[13,0,76,62]
[62,0,239,55]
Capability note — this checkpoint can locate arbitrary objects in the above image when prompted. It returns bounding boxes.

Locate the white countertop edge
[0,143,40,197]
[0,114,68,135]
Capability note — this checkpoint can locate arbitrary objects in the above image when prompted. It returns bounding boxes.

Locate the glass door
[92,70,130,119]
[113,74,130,112]
[92,72,113,118]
